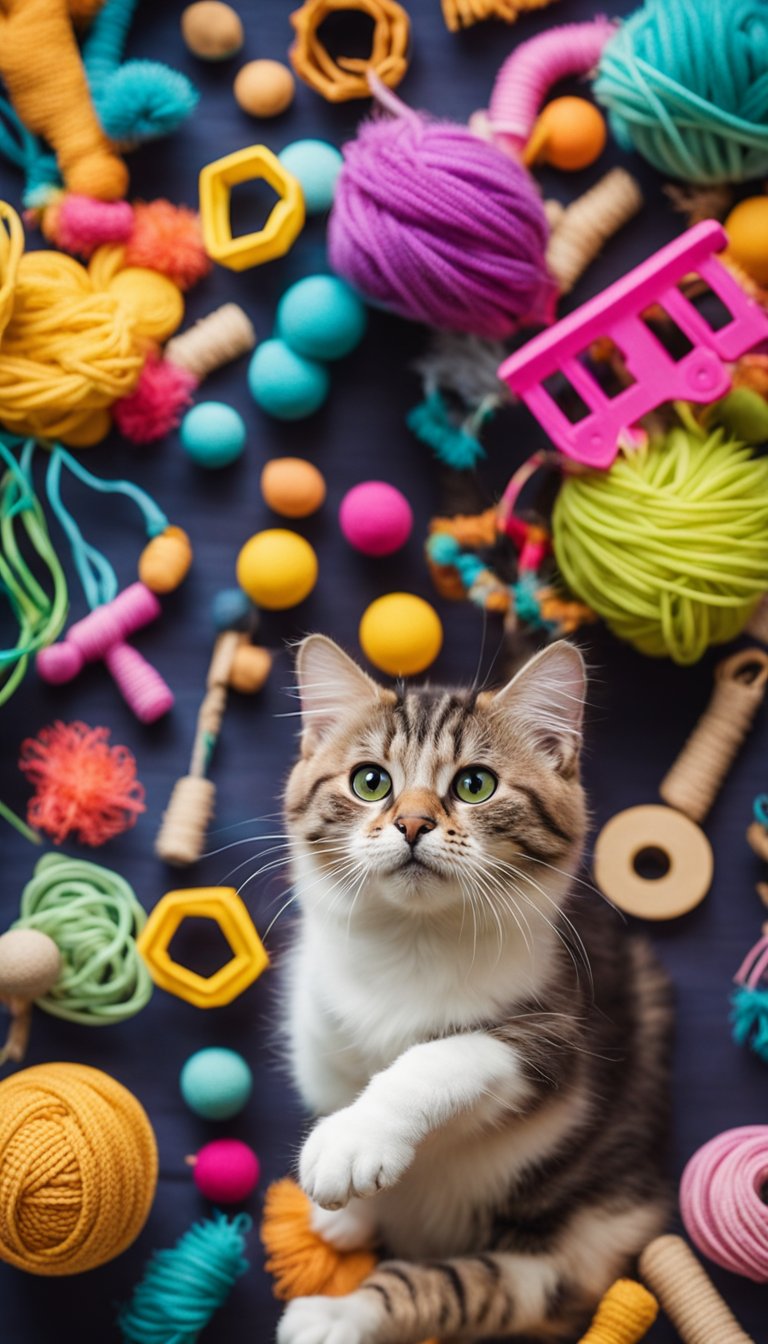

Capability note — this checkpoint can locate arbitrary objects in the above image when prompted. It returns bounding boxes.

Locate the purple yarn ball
[328,110,555,340]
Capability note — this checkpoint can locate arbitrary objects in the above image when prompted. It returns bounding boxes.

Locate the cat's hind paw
[277,1295,380,1344]
[300,1106,414,1209]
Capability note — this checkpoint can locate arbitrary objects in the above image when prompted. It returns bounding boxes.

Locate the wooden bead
[182,2,244,60]
[0,929,61,999]
[593,805,713,920]
[138,527,193,594]
[229,645,272,694]
[234,60,295,118]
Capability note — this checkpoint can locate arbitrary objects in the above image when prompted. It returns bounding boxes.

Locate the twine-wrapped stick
[164,303,255,383]
[155,632,271,867]
[640,1236,755,1344]
[546,168,643,296]
[659,648,768,824]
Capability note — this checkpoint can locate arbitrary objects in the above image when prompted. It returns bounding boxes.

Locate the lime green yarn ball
[552,426,768,665]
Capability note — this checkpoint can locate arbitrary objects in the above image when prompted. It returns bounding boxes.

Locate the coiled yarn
[13,852,152,1025]
[595,0,768,184]
[328,83,554,340]
[0,1062,157,1276]
[680,1126,768,1281]
[552,425,768,665]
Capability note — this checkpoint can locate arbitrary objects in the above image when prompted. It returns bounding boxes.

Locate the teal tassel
[118,1213,251,1344]
[730,986,768,1062]
[84,0,198,145]
[407,392,485,470]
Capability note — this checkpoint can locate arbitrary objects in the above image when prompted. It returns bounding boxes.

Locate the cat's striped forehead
[356,689,493,770]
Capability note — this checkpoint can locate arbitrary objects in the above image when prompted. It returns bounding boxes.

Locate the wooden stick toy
[546,169,643,297]
[640,1236,755,1344]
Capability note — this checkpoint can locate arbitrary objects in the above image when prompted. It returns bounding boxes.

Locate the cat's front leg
[300,1032,530,1210]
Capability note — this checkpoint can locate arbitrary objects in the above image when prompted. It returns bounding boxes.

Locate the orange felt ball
[234,60,295,118]
[260,458,326,518]
[181,2,244,60]
[524,96,607,172]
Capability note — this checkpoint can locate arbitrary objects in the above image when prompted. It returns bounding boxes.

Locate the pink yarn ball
[339,481,413,557]
[192,1139,260,1204]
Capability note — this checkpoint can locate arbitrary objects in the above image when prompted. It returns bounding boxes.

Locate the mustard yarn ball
[725,197,768,286]
[236,529,318,609]
[234,60,295,117]
[182,2,244,60]
[359,593,443,677]
[552,425,768,665]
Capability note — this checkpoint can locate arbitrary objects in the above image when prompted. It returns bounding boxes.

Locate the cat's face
[285,636,587,921]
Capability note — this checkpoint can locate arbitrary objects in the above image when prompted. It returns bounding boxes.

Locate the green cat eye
[453,767,498,804]
[350,764,393,802]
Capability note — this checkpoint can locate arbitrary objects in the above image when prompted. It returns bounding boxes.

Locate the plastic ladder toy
[498,221,768,468]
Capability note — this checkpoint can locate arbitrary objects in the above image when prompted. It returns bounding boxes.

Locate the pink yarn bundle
[680,1126,768,1281]
[328,83,554,340]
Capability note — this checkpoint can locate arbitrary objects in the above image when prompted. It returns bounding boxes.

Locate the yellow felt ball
[359,593,443,677]
[234,60,295,118]
[236,529,318,609]
[181,2,244,60]
[261,458,326,518]
[725,197,768,286]
[524,96,607,172]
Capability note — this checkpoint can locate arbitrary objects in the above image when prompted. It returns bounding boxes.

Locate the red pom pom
[19,721,146,846]
[124,200,212,290]
[114,356,197,443]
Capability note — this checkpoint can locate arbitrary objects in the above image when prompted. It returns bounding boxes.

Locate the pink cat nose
[394,815,437,847]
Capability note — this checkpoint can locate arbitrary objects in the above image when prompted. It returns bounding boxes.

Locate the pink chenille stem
[37,583,161,683]
[487,18,617,155]
[103,641,174,724]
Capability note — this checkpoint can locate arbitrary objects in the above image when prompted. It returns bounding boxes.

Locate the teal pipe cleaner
[118,1213,251,1344]
[595,0,768,184]
[0,96,60,208]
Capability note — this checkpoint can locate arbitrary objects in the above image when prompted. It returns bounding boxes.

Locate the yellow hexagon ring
[199,145,305,272]
[137,887,269,1008]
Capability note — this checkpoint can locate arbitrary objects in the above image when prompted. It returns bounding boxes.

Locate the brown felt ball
[181,2,244,61]
[234,60,295,118]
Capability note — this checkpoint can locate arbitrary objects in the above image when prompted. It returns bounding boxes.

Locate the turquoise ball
[180,401,246,468]
[180,1047,253,1120]
[212,587,257,632]
[277,275,367,362]
[278,139,343,213]
[248,339,330,420]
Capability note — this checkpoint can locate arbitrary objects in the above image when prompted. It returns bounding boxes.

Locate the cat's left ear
[481,641,586,774]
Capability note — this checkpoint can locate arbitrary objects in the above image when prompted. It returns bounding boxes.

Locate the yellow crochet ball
[359,593,443,677]
[725,197,768,286]
[236,529,318,609]
[234,60,295,117]
[181,2,244,60]
[524,96,607,172]
[261,458,326,518]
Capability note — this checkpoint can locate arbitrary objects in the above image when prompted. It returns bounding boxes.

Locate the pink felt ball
[192,1138,260,1203]
[339,481,413,557]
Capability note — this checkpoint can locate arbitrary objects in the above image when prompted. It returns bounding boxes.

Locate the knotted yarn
[552,423,768,664]
[594,0,768,184]
[680,1126,768,1281]
[328,80,554,340]
[261,1178,377,1301]
[0,1062,157,1276]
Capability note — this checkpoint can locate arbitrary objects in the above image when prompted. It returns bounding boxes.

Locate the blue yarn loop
[118,1213,252,1344]
[84,0,198,145]
[731,985,768,1062]
[407,392,487,470]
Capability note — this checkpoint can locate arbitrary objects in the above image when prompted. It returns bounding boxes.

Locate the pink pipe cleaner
[680,1126,768,1282]
[487,18,617,155]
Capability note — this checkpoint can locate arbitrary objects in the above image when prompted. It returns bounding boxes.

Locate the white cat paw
[300,1107,414,1209]
[310,1200,378,1251]
[277,1295,380,1344]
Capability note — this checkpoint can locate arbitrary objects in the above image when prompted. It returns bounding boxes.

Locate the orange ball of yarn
[0,1063,157,1276]
[261,1178,377,1300]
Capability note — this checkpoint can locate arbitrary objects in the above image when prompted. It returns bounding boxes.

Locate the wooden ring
[289,0,411,103]
[593,804,713,920]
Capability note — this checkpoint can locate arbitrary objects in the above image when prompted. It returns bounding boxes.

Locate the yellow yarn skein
[0,1062,157,1276]
[0,202,184,447]
[553,422,768,665]
[577,1279,658,1343]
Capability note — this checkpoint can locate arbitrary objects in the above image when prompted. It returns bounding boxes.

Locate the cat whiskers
[463,855,534,963]
[482,854,593,991]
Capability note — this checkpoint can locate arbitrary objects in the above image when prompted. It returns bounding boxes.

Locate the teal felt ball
[278,139,343,213]
[276,276,367,362]
[248,339,330,420]
[180,1047,254,1120]
[180,401,246,467]
[212,587,257,632]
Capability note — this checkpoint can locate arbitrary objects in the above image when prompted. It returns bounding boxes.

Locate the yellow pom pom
[524,97,607,172]
[236,529,318,609]
[725,196,768,286]
[359,593,443,676]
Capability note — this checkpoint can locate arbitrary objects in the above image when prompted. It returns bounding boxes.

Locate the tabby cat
[278,635,672,1344]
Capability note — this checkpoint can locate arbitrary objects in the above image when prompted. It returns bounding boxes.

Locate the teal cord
[0,94,60,205]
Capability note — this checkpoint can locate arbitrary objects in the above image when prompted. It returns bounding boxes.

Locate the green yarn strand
[14,853,152,1024]
[553,425,768,665]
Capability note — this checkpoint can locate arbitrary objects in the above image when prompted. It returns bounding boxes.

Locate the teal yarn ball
[277,276,367,361]
[180,402,246,468]
[248,339,330,420]
[595,0,768,184]
[278,140,343,213]
[180,1048,253,1120]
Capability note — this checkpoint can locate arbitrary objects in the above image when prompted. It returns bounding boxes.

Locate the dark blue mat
[1,1,766,1340]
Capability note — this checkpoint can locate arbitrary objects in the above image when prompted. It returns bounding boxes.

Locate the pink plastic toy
[36,582,174,724]
[498,221,768,469]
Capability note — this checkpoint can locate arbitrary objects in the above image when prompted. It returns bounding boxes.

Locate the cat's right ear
[294,635,387,755]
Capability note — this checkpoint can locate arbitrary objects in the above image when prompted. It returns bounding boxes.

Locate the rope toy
[328,78,554,339]
[289,0,410,102]
[545,170,643,296]
[118,1213,251,1344]
[680,1128,768,1281]
[441,0,558,33]
[19,721,146,846]
[577,1280,658,1344]
[0,1062,157,1276]
[552,424,768,665]
[641,1235,756,1342]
